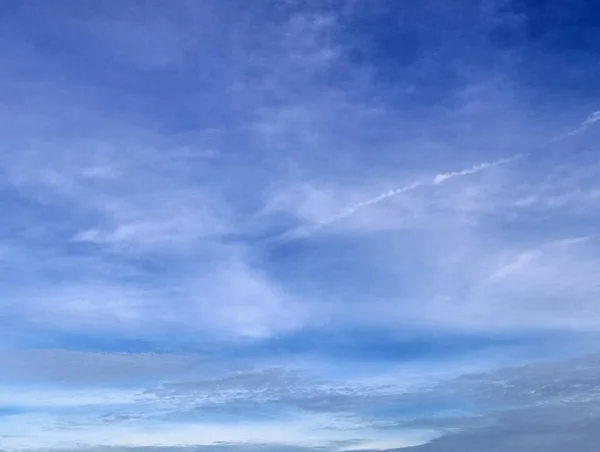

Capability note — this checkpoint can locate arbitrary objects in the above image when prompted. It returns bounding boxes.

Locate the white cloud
[313,155,519,228]
[0,413,434,451]
[487,250,541,281]
[179,254,310,339]
[430,236,600,332]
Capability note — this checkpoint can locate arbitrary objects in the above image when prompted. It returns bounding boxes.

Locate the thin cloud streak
[305,108,600,233]
[314,156,521,230]
[547,110,600,144]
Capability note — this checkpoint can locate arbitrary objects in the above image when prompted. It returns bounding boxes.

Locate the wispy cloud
[311,156,521,231]
[548,109,600,144]
[1,0,600,450]
[301,108,600,233]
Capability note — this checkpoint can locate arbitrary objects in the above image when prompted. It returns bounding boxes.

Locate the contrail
[314,155,521,229]
[546,110,600,144]
[309,109,600,231]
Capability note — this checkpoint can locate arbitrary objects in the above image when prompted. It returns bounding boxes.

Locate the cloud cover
[1,0,600,450]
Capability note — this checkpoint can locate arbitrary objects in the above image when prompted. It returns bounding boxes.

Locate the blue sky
[1,0,600,450]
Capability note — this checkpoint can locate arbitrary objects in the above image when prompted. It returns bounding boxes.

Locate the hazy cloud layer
[1,0,600,450]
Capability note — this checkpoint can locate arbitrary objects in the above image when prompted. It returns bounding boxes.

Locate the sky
[1,0,600,451]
